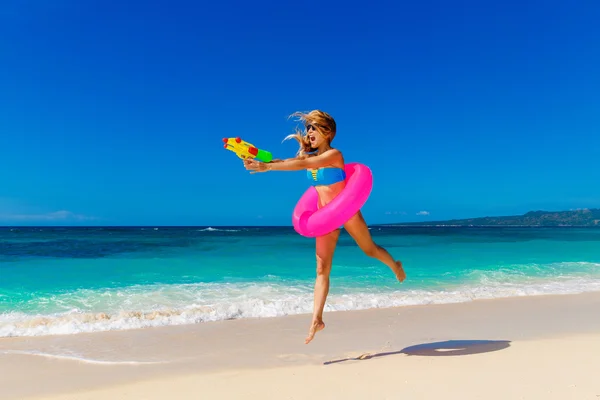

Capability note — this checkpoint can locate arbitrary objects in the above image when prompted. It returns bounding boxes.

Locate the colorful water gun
[222,137,273,163]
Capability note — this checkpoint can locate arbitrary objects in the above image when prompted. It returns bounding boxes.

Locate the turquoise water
[1,226,600,337]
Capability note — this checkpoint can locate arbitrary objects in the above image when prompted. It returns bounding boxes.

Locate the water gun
[222,137,273,163]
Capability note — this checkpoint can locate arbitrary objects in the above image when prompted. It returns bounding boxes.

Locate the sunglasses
[306,123,327,132]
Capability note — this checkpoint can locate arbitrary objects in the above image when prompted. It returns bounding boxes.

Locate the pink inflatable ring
[292,162,373,237]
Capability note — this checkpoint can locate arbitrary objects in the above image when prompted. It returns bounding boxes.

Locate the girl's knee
[316,258,332,276]
[361,244,379,258]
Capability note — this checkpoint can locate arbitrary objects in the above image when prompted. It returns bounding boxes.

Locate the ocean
[1,226,600,338]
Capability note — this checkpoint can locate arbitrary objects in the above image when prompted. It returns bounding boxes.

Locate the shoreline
[5,277,600,338]
[2,291,600,399]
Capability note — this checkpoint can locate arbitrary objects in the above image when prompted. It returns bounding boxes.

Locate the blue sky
[1,0,599,226]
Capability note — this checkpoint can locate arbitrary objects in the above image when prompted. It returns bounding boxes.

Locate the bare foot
[393,260,406,282]
[305,320,325,344]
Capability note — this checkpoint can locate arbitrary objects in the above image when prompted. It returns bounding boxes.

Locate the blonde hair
[284,110,337,158]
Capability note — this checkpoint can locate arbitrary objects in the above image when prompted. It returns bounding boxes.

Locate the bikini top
[307,167,346,186]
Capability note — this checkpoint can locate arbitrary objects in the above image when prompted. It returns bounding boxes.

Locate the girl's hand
[243,158,269,173]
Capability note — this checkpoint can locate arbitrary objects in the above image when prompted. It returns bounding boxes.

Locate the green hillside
[389,209,600,226]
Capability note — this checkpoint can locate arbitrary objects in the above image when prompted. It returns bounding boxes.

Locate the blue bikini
[307,167,346,186]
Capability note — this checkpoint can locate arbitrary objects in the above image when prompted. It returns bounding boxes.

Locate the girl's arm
[271,153,311,163]
[270,157,297,163]
[267,150,342,171]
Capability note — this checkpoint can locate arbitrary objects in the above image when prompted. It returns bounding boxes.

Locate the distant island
[384,208,600,227]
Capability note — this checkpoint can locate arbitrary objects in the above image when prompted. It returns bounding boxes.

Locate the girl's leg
[305,228,341,344]
[343,211,406,282]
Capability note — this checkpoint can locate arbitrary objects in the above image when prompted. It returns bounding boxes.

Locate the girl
[244,110,406,344]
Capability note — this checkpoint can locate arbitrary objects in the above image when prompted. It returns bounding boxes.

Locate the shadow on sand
[324,339,511,365]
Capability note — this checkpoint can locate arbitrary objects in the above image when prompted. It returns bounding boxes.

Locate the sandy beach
[2,292,600,399]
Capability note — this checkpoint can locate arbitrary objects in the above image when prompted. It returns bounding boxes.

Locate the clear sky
[1,0,599,226]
